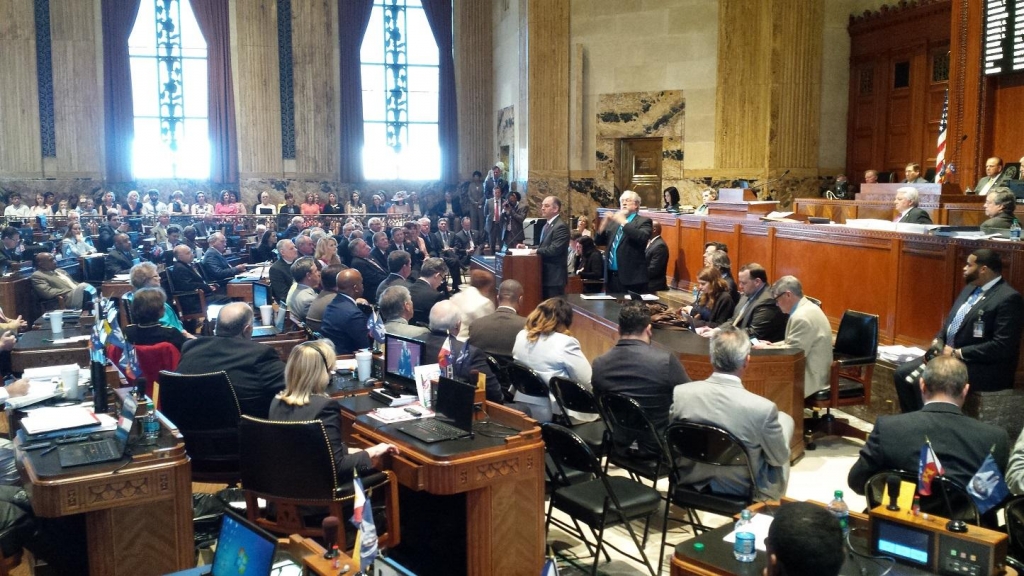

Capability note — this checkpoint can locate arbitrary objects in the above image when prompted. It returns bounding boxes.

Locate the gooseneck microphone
[886,474,901,511]
[322,516,340,558]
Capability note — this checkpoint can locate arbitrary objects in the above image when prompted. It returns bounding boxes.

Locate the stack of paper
[21,406,101,436]
[878,345,926,364]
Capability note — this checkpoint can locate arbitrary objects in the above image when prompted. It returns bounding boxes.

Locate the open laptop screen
[211,509,277,576]
[252,282,270,308]
[385,333,424,384]
[116,395,137,444]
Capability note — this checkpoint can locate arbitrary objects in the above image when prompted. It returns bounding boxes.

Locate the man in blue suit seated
[321,268,370,354]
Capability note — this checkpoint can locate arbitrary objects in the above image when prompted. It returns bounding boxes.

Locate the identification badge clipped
[973,318,985,338]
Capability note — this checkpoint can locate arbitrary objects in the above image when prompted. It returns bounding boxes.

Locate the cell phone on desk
[750,338,761,346]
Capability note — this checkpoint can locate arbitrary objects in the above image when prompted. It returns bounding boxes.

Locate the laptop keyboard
[77,441,118,460]
[410,419,467,440]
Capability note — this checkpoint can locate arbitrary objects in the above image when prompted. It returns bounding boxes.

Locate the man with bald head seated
[168,244,230,304]
[176,302,286,418]
[104,233,139,280]
[321,269,370,354]
[976,156,1005,195]
[468,279,526,359]
[349,238,388,304]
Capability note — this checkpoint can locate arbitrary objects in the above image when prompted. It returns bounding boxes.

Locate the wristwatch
[954,349,963,360]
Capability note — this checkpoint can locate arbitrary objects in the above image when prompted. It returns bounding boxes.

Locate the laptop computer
[394,377,475,443]
[57,395,137,468]
[169,509,278,576]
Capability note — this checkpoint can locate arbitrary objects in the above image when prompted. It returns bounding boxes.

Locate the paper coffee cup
[259,304,274,327]
[61,366,80,399]
[356,350,373,382]
[49,310,63,334]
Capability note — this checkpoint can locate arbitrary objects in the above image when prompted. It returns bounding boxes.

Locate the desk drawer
[349,431,424,490]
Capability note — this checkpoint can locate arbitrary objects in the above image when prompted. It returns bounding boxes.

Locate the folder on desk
[21,406,100,436]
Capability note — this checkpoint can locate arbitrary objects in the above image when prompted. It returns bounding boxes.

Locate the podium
[470,253,542,312]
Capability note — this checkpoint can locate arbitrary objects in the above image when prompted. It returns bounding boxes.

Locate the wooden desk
[470,253,542,313]
[101,281,132,299]
[567,295,806,461]
[12,325,91,372]
[341,397,545,576]
[16,413,194,575]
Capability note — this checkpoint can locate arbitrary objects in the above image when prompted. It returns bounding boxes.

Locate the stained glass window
[361,0,440,180]
[128,0,208,179]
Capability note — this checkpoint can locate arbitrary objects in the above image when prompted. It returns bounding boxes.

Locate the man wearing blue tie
[893,248,1023,412]
[595,190,653,294]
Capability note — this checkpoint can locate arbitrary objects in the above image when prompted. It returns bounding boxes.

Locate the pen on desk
[40,446,57,456]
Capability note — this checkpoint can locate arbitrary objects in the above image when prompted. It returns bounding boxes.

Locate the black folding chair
[549,376,609,459]
[599,392,670,489]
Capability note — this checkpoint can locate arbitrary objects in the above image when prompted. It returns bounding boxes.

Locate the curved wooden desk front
[344,399,545,576]
[16,416,194,576]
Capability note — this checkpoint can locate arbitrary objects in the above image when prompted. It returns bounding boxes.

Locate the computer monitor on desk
[384,333,424,392]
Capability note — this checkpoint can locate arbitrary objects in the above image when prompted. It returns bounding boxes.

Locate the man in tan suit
[754,275,832,399]
[31,253,94,309]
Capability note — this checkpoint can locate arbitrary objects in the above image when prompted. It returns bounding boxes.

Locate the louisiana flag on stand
[967,452,1009,514]
[367,309,385,344]
[351,470,379,572]
[918,440,945,496]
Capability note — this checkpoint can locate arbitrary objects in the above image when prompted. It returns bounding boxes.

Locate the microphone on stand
[748,170,791,200]
[886,474,902,511]
[322,516,340,558]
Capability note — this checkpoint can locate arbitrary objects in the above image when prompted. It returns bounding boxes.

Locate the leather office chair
[1005,496,1024,570]
[805,310,878,449]
[542,423,660,576]
[599,392,671,490]
[108,341,181,399]
[238,416,400,553]
[864,470,982,527]
[157,370,242,485]
[548,376,609,459]
[659,421,760,569]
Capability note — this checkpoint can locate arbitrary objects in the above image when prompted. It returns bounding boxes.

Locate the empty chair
[549,376,609,458]
[542,423,660,576]
[238,416,400,553]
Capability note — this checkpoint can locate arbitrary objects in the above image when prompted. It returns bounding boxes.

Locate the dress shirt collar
[496,306,517,313]
[708,372,744,387]
[338,293,356,305]
[978,275,1002,294]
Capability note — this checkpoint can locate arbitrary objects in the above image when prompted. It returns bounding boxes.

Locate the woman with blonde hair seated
[269,340,397,480]
[681,266,736,328]
[314,236,342,268]
[512,298,592,422]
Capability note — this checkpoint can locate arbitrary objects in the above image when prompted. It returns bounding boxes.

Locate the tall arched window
[361,0,440,180]
[128,0,208,179]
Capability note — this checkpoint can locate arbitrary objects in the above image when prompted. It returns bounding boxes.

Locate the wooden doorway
[617,137,663,207]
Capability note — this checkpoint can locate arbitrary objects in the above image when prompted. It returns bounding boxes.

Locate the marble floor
[544,410,870,575]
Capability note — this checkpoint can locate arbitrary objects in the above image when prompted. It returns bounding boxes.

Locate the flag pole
[929,439,967,533]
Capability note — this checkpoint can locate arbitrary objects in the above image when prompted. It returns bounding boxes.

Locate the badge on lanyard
[973,313,985,338]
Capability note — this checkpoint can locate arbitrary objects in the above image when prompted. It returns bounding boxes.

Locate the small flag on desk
[351,470,379,572]
[918,440,944,496]
[967,452,1009,515]
[367,309,385,344]
[438,335,453,378]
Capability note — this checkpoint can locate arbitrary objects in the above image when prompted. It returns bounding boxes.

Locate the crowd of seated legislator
[2,179,1024,573]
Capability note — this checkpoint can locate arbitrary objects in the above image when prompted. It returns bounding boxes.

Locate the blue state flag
[967,453,1009,515]
[541,557,559,576]
[351,470,379,571]
[367,309,386,344]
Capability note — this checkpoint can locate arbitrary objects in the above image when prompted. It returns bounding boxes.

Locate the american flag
[934,89,949,183]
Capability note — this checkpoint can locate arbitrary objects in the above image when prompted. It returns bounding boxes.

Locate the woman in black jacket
[684,266,736,328]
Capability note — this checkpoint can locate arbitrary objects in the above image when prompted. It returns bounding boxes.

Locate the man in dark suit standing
[468,280,526,359]
[483,187,503,252]
[521,196,569,299]
[595,190,653,294]
[893,187,933,224]
[407,257,449,326]
[893,248,1023,412]
[849,356,1010,494]
[349,238,388,305]
[104,233,139,279]
[176,302,286,418]
[646,221,669,292]
[500,191,527,249]
[321,269,370,354]
[696,263,787,342]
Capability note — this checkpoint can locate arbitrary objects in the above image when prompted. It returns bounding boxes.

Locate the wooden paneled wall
[0,0,42,177]
[231,0,283,178]
[716,0,823,177]
[291,0,337,179]
[523,0,569,175]
[50,0,103,177]
[454,0,493,181]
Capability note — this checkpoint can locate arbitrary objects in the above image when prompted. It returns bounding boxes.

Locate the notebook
[394,377,475,443]
[57,395,137,468]
[169,509,278,576]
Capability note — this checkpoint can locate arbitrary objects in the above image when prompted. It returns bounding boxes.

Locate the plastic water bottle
[827,490,850,536]
[141,400,160,443]
[732,509,756,562]
[1011,218,1021,242]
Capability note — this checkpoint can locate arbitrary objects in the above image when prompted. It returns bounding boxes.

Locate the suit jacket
[351,256,388,305]
[286,284,317,320]
[408,278,446,326]
[645,236,669,292]
[376,273,409,302]
[305,291,335,328]
[269,395,373,480]
[848,402,1010,495]
[467,307,526,358]
[95,224,117,253]
[500,202,527,247]
[482,175,509,199]
[577,251,604,281]
[981,212,1016,233]
[670,373,792,500]
[452,229,482,266]
[269,257,294,303]
[384,317,430,339]
[169,261,215,295]
[201,248,236,282]
[431,230,456,253]
[592,339,690,436]
[595,213,653,287]
[483,198,502,238]
[770,297,833,398]
[176,335,286,419]
[728,286,788,342]
[690,294,737,328]
[937,278,1023,391]
[321,293,369,354]
[535,216,570,288]
[369,246,388,270]
[423,330,502,403]
[898,207,933,225]
[104,248,138,280]
[30,269,78,302]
